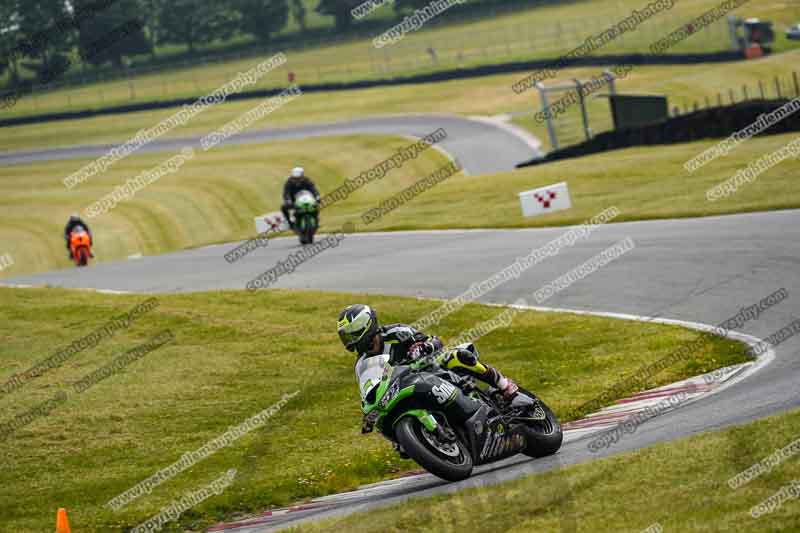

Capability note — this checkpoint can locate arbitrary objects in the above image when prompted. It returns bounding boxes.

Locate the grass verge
[298,407,800,532]
[2,48,798,153]
[0,135,453,278]
[379,130,800,231]
[0,286,749,532]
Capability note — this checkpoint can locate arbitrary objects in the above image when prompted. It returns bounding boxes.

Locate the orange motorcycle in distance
[69,228,92,267]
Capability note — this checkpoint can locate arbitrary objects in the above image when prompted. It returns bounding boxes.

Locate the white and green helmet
[337,304,379,353]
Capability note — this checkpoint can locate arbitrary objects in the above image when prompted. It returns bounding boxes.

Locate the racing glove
[408,341,435,360]
[361,410,379,434]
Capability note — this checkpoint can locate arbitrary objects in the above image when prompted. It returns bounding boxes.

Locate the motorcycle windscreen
[355,353,390,401]
[294,190,316,207]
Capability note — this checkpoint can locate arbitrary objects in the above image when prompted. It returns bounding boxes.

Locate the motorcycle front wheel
[395,416,473,482]
[296,215,314,244]
[518,393,563,458]
[302,225,315,245]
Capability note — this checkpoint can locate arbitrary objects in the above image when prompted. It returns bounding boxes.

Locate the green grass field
[300,406,800,532]
[1,48,797,154]
[0,286,749,532]
[0,135,454,278]
[3,0,798,119]
[2,130,799,280]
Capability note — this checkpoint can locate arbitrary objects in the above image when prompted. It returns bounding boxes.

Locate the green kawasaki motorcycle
[357,344,563,481]
[293,190,319,245]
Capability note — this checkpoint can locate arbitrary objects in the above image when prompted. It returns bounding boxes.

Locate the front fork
[395,410,462,454]
[398,409,438,432]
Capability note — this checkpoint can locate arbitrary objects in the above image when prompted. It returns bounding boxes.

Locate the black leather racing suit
[281,176,320,226]
[362,323,512,388]
[356,323,514,431]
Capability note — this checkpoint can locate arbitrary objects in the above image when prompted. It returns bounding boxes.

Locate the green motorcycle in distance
[358,344,563,481]
[293,190,319,245]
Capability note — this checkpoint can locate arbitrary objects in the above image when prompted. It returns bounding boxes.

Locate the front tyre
[520,398,563,458]
[296,214,314,245]
[303,226,315,245]
[395,416,473,482]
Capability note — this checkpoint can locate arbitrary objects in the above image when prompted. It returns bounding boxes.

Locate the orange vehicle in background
[69,228,92,267]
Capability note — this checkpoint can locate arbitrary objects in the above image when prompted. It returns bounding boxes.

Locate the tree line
[0,0,509,86]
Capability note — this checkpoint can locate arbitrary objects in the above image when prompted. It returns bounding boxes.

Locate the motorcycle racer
[281,167,320,230]
[64,213,93,260]
[337,304,520,435]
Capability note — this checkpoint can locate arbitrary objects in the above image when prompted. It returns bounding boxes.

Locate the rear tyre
[519,397,563,458]
[395,416,473,482]
[78,248,89,267]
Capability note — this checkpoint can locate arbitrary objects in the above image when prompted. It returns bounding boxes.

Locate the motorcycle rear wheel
[395,416,473,482]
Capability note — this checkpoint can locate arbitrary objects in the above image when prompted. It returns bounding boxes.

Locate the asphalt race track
[0,114,540,175]
[3,116,800,530]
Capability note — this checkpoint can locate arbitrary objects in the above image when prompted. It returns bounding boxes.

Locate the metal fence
[537,70,800,152]
[5,5,734,116]
[672,71,800,116]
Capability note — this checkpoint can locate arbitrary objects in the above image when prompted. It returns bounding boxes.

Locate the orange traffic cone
[56,508,71,533]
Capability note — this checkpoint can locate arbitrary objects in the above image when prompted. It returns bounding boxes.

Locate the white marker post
[518,182,571,217]
[255,212,290,234]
